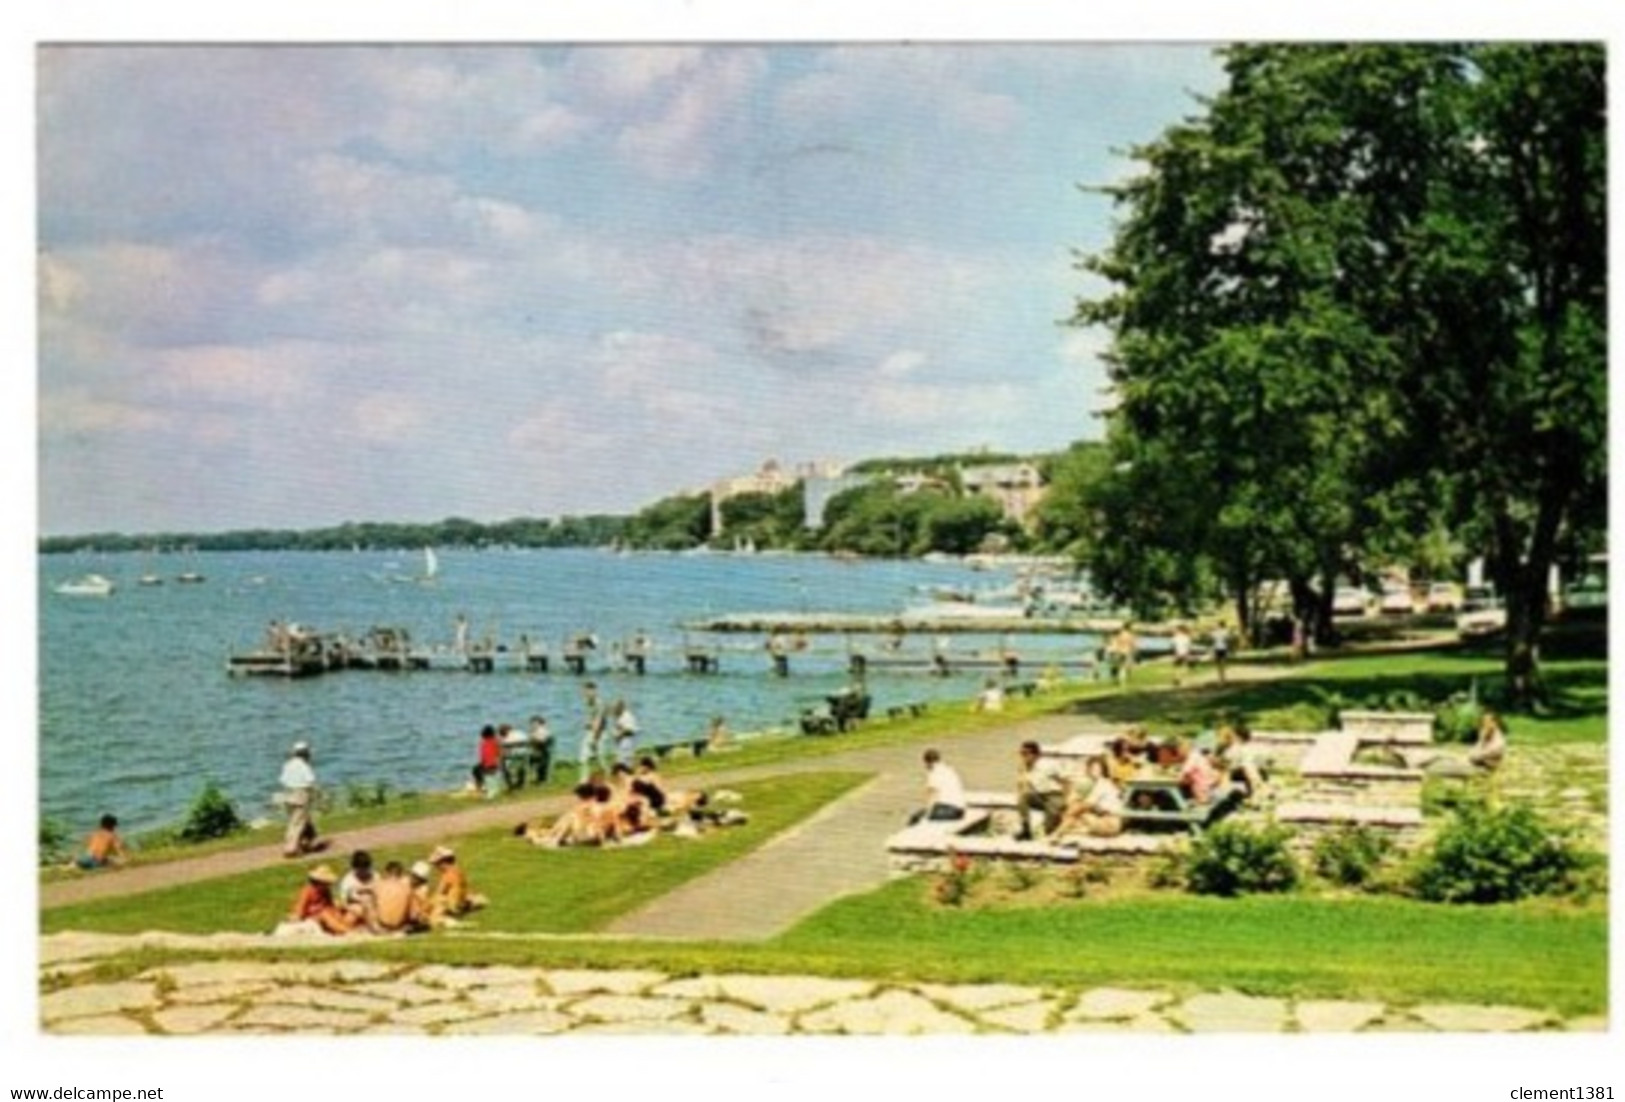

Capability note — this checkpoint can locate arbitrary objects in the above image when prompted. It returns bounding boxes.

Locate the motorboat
[55,573,116,597]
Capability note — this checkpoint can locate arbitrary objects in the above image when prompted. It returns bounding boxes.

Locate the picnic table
[1120,778,1241,834]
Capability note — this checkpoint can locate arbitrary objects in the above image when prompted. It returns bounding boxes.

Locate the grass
[41,772,868,936]
[54,881,1607,1017]
[39,634,1610,1018]
[770,878,1607,1015]
[1085,649,1607,747]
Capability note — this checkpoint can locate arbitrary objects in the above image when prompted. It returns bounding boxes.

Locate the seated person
[536,783,611,847]
[372,860,426,933]
[1469,711,1508,771]
[608,763,654,836]
[1217,724,1269,800]
[289,864,359,935]
[1178,740,1224,804]
[632,757,671,815]
[336,850,384,933]
[426,845,482,923]
[1015,740,1069,840]
[972,678,1006,713]
[1105,738,1141,785]
[1054,758,1125,839]
[74,814,128,870]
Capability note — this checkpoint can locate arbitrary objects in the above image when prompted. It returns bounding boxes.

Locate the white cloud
[613,50,767,179]
[352,393,427,443]
[879,350,928,378]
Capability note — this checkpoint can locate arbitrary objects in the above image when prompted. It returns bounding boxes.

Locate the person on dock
[471,725,503,797]
[279,741,323,858]
[527,714,554,784]
[1015,740,1069,840]
[72,813,127,870]
[909,749,967,825]
[453,613,470,655]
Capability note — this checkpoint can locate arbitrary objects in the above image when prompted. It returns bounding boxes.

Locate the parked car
[1456,586,1507,638]
[1378,583,1415,616]
[1332,586,1373,618]
[1425,581,1464,612]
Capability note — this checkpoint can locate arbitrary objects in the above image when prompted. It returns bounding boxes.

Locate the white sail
[423,547,439,581]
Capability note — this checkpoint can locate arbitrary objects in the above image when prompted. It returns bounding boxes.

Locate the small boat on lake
[175,572,206,584]
[55,573,116,597]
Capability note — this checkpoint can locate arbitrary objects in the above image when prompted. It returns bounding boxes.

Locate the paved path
[39,935,1601,1035]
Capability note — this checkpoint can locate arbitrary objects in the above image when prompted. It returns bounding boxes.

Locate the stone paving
[38,933,1604,1036]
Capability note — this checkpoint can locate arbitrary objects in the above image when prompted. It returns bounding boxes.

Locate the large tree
[1076,44,1605,705]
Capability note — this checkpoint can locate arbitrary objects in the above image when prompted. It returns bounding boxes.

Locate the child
[73,813,127,870]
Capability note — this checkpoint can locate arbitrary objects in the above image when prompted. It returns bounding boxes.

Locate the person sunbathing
[534,783,611,847]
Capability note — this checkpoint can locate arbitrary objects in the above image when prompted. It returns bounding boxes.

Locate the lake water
[39,548,1116,834]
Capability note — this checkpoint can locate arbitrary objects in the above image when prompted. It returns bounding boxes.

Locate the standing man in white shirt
[909,748,967,825]
[279,740,321,858]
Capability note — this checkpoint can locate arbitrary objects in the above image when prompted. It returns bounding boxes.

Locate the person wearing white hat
[287,863,357,935]
[427,845,475,925]
[279,741,321,858]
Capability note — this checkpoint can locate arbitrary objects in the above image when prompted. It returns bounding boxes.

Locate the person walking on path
[1210,622,1233,684]
[279,741,323,858]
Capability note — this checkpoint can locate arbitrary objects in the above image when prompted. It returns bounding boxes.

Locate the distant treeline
[38,514,630,555]
[41,443,1107,559]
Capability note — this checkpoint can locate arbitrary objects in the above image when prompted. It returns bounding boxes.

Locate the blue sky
[38,44,1227,535]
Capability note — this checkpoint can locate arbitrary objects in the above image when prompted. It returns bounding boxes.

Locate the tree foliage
[1074,44,1606,703]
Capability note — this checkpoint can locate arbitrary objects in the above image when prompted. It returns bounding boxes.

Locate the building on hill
[960,462,1047,528]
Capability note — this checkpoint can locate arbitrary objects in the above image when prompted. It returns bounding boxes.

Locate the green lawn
[1088,650,1608,746]
[770,878,1608,1015]
[41,772,869,936]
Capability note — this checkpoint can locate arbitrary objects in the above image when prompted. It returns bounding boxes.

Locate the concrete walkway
[39,935,1601,1035]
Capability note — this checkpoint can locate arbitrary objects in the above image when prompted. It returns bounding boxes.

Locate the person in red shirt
[289,865,359,935]
[471,725,503,796]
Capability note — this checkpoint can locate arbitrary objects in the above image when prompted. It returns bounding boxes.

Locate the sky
[37,43,1227,536]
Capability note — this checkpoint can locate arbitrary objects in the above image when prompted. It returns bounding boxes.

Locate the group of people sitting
[516,757,744,848]
[1013,722,1269,841]
[471,716,555,795]
[281,844,483,937]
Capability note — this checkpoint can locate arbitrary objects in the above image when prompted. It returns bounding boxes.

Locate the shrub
[177,782,245,844]
[1434,683,1484,744]
[1311,825,1393,888]
[1182,821,1299,897]
[1411,799,1586,904]
[933,851,974,906]
[39,818,71,866]
[345,781,393,809]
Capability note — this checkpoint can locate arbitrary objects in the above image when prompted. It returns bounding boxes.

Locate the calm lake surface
[39,548,1110,833]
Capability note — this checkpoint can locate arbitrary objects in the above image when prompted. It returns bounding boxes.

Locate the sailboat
[419,547,440,585]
